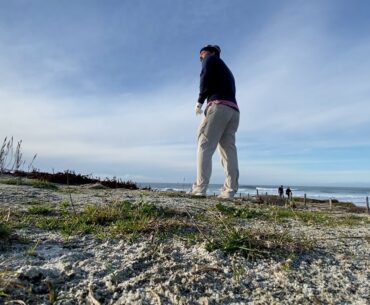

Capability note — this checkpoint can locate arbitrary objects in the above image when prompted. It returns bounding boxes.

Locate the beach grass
[10,201,194,240]
[31,179,59,190]
[0,178,59,191]
[214,203,369,226]
[0,178,23,186]
[215,202,269,219]
[0,200,309,259]
[205,227,312,259]
[0,222,11,240]
[27,205,55,216]
[1,194,368,260]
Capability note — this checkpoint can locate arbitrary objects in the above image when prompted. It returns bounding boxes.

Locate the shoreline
[139,182,370,207]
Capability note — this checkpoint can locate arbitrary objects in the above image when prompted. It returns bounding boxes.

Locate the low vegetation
[0,222,11,240]
[0,178,23,186]
[12,170,138,189]
[0,201,308,260]
[7,201,196,241]
[205,227,312,260]
[215,202,268,219]
[215,203,369,226]
[0,178,59,190]
[31,179,59,190]
[1,135,138,190]
[1,136,35,173]
[1,190,368,262]
[27,205,55,216]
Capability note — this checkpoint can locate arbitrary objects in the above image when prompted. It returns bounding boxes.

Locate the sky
[1,0,370,187]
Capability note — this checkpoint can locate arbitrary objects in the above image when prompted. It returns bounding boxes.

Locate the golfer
[190,45,240,199]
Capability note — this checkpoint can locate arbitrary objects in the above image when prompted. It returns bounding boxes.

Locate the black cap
[200,45,221,56]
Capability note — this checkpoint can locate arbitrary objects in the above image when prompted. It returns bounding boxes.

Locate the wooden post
[247,193,250,199]
[329,198,332,210]
[213,192,216,197]
[304,193,307,206]
[256,189,259,197]
[366,196,369,214]
[239,193,242,198]
[265,192,268,196]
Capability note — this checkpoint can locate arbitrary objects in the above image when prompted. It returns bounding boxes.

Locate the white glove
[195,102,203,115]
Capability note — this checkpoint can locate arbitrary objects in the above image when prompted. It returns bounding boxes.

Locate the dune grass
[16,201,195,240]
[205,227,312,259]
[0,178,59,190]
[27,205,55,216]
[214,203,369,226]
[0,222,11,240]
[1,196,368,261]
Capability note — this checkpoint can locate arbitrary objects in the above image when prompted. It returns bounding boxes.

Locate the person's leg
[218,109,240,197]
[192,105,231,195]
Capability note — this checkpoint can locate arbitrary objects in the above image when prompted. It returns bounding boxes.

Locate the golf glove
[195,102,203,115]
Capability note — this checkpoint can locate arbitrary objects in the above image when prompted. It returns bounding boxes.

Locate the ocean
[138,183,370,207]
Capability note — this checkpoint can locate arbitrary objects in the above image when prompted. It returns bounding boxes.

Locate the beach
[0,175,369,305]
[141,183,370,207]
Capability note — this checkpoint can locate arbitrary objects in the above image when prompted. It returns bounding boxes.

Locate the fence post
[304,193,307,206]
[256,189,259,197]
[239,193,242,198]
[366,196,369,214]
[329,198,332,210]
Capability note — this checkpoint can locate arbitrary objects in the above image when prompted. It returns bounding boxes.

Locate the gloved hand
[195,102,203,115]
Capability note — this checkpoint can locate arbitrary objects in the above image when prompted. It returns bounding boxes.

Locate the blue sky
[1,0,370,186]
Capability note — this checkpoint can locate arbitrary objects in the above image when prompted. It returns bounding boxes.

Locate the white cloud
[0,86,202,182]
[230,4,370,146]
[1,1,370,185]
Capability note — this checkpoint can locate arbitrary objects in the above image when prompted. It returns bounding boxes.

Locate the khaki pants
[192,104,240,195]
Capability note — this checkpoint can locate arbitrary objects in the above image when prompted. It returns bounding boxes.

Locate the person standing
[190,45,240,199]
[286,187,292,200]
[278,185,284,198]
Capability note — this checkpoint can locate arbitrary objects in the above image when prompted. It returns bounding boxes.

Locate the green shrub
[0,222,11,240]
[27,205,54,215]
[216,203,267,219]
[206,227,312,259]
[272,208,330,224]
[23,201,182,237]
[31,180,59,190]
[0,179,21,185]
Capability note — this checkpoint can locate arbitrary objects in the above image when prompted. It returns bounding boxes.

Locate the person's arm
[198,56,216,105]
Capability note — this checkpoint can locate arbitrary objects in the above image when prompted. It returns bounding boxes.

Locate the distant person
[286,187,292,200]
[278,185,284,198]
[190,45,240,199]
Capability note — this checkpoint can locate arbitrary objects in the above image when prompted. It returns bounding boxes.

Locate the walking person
[278,185,284,198]
[286,187,292,200]
[190,45,240,199]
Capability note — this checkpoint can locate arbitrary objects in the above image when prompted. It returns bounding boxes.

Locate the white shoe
[192,192,206,197]
[187,190,206,197]
[217,193,235,199]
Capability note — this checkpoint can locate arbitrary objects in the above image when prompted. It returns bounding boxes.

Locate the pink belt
[207,99,239,111]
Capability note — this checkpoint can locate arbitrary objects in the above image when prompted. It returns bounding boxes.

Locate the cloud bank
[1,0,369,186]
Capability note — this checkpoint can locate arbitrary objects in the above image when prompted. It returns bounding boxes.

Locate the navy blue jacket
[198,54,237,106]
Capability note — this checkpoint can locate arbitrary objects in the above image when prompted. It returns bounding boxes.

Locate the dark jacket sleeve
[197,56,216,104]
